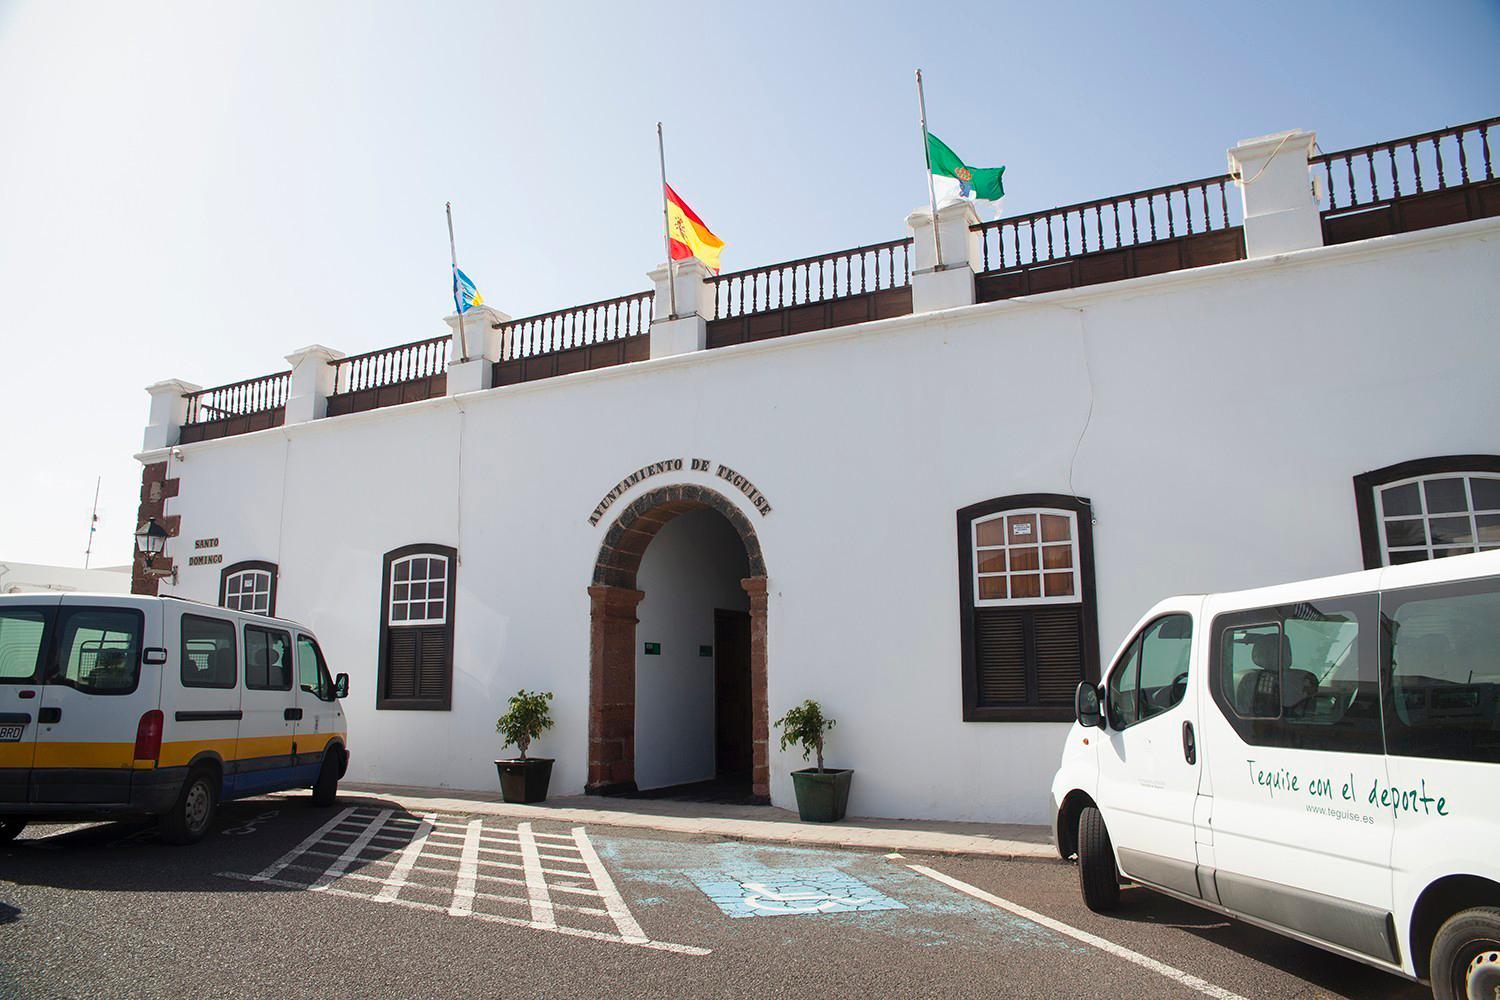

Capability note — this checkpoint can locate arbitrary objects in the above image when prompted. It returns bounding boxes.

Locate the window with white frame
[1374,473,1500,565]
[389,554,449,626]
[973,508,1082,605]
[220,561,277,617]
[378,544,457,711]
[958,496,1099,722]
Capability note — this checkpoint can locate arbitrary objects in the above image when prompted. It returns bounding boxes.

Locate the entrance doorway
[587,484,770,803]
[714,609,752,781]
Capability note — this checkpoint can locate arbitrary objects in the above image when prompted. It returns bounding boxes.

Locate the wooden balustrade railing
[709,238,912,319]
[974,175,1239,274]
[331,335,450,394]
[183,371,290,424]
[1313,116,1497,214]
[499,290,654,361]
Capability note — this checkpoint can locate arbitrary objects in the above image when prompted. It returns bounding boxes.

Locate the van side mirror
[334,673,349,699]
[1075,681,1104,729]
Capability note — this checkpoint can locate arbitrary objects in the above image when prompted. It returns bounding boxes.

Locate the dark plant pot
[790,768,853,823]
[496,757,554,804]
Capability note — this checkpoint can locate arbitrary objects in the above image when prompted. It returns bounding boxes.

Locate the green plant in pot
[495,689,555,804]
[776,699,852,823]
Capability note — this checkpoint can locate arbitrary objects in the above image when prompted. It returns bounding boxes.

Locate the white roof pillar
[1229,130,1323,258]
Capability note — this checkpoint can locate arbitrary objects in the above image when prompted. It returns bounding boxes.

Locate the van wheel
[0,819,26,842]
[160,767,218,845]
[1430,906,1500,1000]
[1077,805,1121,913]
[310,751,340,807]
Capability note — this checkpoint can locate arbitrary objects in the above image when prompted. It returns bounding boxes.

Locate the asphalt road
[0,793,1428,999]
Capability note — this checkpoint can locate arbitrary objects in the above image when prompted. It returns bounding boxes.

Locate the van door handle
[284,708,303,721]
[1182,720,1196,765]
[17,690,36,700]
[38,707,61,725]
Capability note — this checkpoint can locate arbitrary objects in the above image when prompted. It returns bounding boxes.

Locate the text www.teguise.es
[1246,760,1450,820]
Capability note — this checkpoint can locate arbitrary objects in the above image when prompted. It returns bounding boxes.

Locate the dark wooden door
[714,610,752,777]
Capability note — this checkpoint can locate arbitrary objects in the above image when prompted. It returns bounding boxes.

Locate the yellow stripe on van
[32,742,138,769]
[28,733,346,770]
[154,738,239,769]
[0,744,39,768]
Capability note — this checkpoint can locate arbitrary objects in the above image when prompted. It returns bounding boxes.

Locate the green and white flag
[926,132,1005,205]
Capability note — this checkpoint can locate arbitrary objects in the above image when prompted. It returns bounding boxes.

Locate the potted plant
[775,699,852,823]
[495,689,555,804]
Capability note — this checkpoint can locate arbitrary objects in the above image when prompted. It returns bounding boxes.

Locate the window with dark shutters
[377,544,457,711]
[958,496,1100,722]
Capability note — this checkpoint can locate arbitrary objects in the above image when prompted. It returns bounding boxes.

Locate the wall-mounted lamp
[133,517,176,584]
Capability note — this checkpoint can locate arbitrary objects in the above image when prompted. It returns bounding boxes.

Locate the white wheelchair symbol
[223,810,279,836]
[738,881,875,915]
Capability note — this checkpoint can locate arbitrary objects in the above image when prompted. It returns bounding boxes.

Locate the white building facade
[131,117,1500,824]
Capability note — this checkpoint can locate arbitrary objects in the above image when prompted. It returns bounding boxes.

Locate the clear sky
[1,0,1497,569]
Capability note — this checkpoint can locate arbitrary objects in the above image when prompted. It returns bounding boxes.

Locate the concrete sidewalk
[317,781,1057,860]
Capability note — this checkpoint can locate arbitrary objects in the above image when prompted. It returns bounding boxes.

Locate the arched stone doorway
[587,484,769,801]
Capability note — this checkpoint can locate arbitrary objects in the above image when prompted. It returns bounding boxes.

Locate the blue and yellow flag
[453,267,484,313]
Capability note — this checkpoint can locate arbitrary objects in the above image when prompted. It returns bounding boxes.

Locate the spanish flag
[665,183,725,274]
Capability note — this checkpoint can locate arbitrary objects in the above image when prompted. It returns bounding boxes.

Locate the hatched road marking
[219,806,709,956]
[908,865,1251,1000]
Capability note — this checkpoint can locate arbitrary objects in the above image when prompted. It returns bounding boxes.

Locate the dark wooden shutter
[416,625,448,699]
[975,609,1027,705]
[1033,605,1085,705]
[975,605,1085,708]
[384,625,449,702]
[385,627,419,699]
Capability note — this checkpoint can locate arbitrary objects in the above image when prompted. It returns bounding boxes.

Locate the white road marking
[449,818,482,917]
[311,809,394,891]
[271,863,612,917]
[252,806,358,882]
[218,870,710,955]
[223,811,697,955]
[571,826,647,944]
[376,812,436,902]
[908,865,1251,1000]
[517,821,556,929]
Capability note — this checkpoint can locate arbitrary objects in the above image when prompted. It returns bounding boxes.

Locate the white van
[1050,551,1500,1000]
[0,593,348,844]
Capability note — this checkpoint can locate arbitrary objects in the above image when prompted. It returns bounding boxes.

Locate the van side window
[244,626,292,692]
[181,615,237,689]
[297,635,335,702]
[1382,577,1500,764]
[52,608,143,695]
[1210,596,1383,754]
[1138,615,1193,722]
[1106,636,1142,729]
[0,608,49,682]
[1107,615,1193,730]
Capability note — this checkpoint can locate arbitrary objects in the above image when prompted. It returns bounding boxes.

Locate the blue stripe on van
[222,762,321,799]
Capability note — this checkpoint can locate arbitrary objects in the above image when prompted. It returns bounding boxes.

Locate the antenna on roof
[83,475,101,569]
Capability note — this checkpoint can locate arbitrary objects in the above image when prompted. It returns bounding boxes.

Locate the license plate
[0,725,24,742]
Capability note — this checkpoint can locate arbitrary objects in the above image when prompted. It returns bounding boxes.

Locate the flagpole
[656,122,679,319]
[83,475,100,569]
[444,200,468,361]
[915,69,944,270]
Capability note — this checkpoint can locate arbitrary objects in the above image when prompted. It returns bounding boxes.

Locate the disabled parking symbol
[688,867,904,918]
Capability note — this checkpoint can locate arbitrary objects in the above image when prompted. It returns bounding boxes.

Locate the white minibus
[0,593,348,844]
[1050,551,1500,1000]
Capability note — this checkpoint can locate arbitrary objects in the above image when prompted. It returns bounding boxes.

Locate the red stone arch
[587,484,769,800]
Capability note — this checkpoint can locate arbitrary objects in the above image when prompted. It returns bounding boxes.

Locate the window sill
[375,698,452,712]
[963,705,1077,723]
